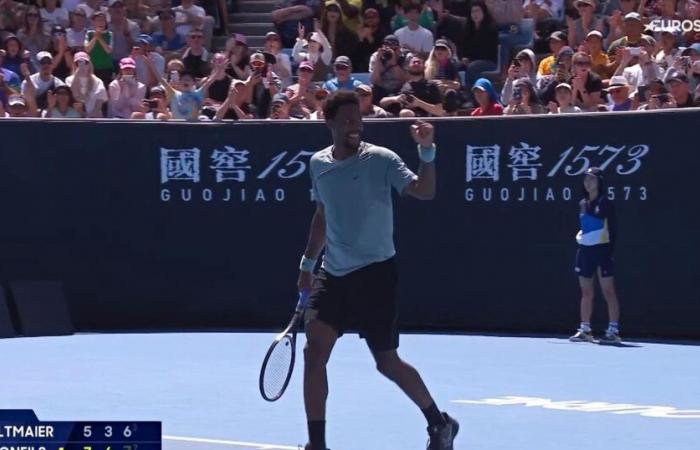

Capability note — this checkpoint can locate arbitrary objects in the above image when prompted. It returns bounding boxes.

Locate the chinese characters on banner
[465,143,649,202]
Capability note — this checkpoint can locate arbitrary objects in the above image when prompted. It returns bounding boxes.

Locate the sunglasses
[189,34,203,39]
[574,60,591,66]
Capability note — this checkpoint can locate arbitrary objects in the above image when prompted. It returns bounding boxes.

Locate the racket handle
[296,290,310,311]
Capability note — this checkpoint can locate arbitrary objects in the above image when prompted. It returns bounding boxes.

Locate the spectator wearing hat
[108,0,140,62]
[381,55,444,116]
[268,91,292,119]
[502,48,536,104]
[504,77,545,114]
[131,84,171,120]
[246,51,280,119]
[21,51,65,109]
[223,33,250,80]
[40,0,69,35]
[394,1,434,56]
[85,10,114,87]
[392,0,435,32]
[3,93,38,117]
[547,83,582,113]
[536,45,575,104]
[65,51,108,116]
[470,77,503,115]
[355,8,389,72]
[264,31,292,87]
[604,75,632,110]
[608,12,644,67]
[424,39,460,95]
[663,71,699,107]
[538,31,567,78]
[181,28,210,79]
[43,84,82,117]
[614,34,660,90]
[67,6,88,51]
[355,83,389,117]
[16,6,50,66]
[271,0,320,48]
[285,59,318,117]
[567,0,605,49]
[323,55,361,91]
[581,31,610,79]
[213,79,252,120]
[293,24,333,82]
[369,34,408,104]
[321,0,358,64]
[108,56,146,117]
[151,9,186,58]
[132,33,164,87]
[46,25,73,80]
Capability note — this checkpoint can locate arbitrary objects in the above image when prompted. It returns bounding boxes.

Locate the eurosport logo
[646,19,700,33]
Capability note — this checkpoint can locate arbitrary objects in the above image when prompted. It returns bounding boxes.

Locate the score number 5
[83,425,132,438]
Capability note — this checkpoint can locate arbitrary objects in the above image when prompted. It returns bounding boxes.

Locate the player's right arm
[297,201,326,293]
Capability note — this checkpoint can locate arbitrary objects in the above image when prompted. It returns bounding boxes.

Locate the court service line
[163,434,299,449]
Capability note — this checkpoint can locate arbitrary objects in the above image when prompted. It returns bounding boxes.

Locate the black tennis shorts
[305,257,399,352]
[575,244,615,278]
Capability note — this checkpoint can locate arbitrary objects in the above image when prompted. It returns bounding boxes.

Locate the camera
[629,47,641,56]
[145,99,159,108]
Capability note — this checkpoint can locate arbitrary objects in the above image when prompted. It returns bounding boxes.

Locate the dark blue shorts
[575,245,614,278]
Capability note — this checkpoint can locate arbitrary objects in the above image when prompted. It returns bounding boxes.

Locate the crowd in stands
[1,0,698,119]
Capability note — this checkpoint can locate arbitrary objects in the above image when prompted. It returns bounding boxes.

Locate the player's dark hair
[323,91,360,121]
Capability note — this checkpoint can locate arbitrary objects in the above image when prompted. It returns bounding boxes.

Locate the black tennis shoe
[426,412,459,450]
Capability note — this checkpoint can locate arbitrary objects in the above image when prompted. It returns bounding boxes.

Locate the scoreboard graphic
[0,410,161,450]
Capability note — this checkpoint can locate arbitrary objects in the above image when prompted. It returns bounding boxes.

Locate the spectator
[78,0,105,19]
[132,34,164,88]
[181,28,210,79]
[85,10,114,88]
[17,7,50,61]
[369,34,407,104]
[321,0,358,63]
[0,0,25,34]
[424,39,460,95]
[1,34,30,78]
[131,84,171,119]
[264,31,292,87]
[501,48,536,104]
[524,0,565,23]
[567,0,605,49]
[203,51,231,106]
[470,77,503,115]
[538,31,566,78]
[664,71,699,108]
[355,83,389,117]
[271,0,319,48]
[485,0,527,65]
[614,34,660,90]
[308,87,328,119]
[580,31,610,79]
[392,0,435,32]
[354,8,388,72]
[224,33,250,81]
[286,59,317,117]
[681,0,700,46]
[462,1,499,88]
[43,84,82,117]
[0,58,22,106]
[61,0,81,13]
[124,0,151,32]
[570,51,603,110]
[39,0,69,35]
[65,51,108,117]
[432,0,466,56]
[395,1,434,56]
[67,5,88,51]
[213,79,252,120]
[547,82,582,113]
[246,52,278,119]
[48,25,73,80]
[504,77,545,114]
[21,50,65,110]
[173,0,206,37]
[152,9,186,58]
[380,55,444,116]
[442,88,461,115]
[3,93,38,117]
[656,30,682,73]
[605,75,632,110]
[608,12,644,67]
[268,91,292,119]
[108,56,146,117]
[536,45,575,104]
[323,55,362,91]
[362,0,394,33]
[671,43,700,93]
[108,0,140,62]
[293,24,333,82]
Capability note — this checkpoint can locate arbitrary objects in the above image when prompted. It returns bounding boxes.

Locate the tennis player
[570,167,622,344]
[297,91,458,450]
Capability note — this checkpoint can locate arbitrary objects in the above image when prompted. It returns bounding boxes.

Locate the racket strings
[262,335,294,399]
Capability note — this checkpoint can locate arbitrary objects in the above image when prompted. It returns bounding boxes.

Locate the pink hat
[119,57,136,70]
[73,51,90,63]
[299,60,314,71]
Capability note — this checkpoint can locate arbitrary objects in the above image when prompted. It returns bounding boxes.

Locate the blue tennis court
[2,332,698,450]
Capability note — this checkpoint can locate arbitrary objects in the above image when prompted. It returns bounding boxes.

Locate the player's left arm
[404,120,436,200]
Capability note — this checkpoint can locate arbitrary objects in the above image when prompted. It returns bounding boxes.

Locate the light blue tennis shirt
[310,142,417,277]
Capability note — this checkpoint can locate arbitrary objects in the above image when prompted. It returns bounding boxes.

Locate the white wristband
[299,255,317,273]
[418,143,436,163]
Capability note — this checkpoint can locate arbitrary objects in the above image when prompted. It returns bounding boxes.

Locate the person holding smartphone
[570,167,622,345]
[379,55,445,116]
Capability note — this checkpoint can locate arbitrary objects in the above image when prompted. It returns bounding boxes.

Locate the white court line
[164,435,299,450]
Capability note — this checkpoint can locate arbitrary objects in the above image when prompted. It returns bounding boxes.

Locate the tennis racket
[259,291,310,402]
